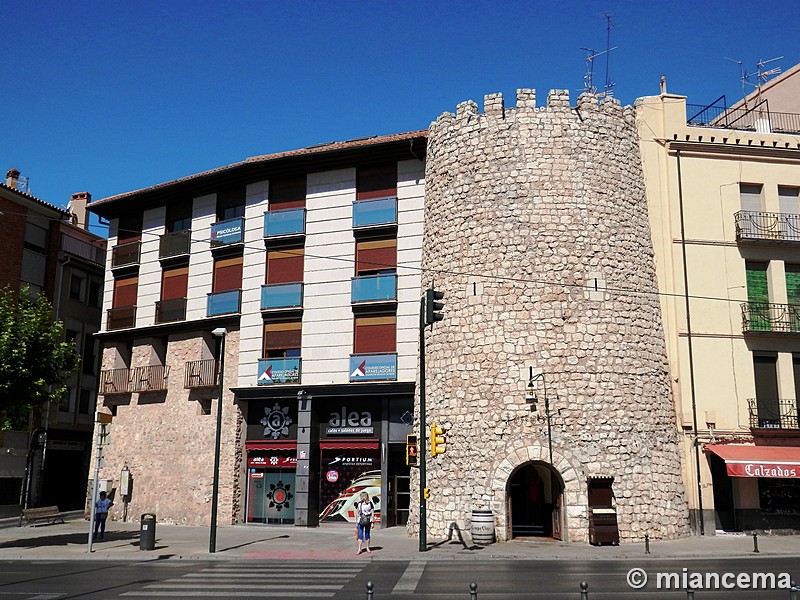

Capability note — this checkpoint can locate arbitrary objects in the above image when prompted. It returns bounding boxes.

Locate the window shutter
[779,186,800,215]
[162,266,189,300]
[745,261,769,304]
[264,322,302,351]
[267,249,305,284]
[213,256,243,292]
[786,265,800,305]
[739,184,763,212]
[356,240,396,274]
[354,316,396,353]
[113,276,138,308]
[357,164,397,200]
[269,175,307,210]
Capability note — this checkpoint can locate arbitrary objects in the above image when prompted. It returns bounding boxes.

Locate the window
[69,273,85,301]
[213,256,243,292]
[778,186,800,214]
[266,248,304,284]
[740,183,763,212]
[263,321,302,358]
[269,175,306,210]
[112,275,138,308]
[354,315,396,353]
[82,333,96,375]
[753,353,780,427]
[23,221,48,254]
[217,186,245,221]
[117,213,143,244]
[357,164,396,200]
[746,261,769,304]
[165,201,192,232]
[79,388,93,414]
[88,279,102,307]
[356,239,396,275]
[162,266,189,300]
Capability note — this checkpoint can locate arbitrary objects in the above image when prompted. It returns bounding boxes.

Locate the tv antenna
[581,12,617,98]
[724,56,783,108]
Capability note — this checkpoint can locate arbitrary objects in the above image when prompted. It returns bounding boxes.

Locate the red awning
[705,444,800,478]
[246,440,297,451]
[320,438,379,450]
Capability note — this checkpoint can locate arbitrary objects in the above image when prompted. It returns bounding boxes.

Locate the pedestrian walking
[93,491,113,540]
[355,491,374,554]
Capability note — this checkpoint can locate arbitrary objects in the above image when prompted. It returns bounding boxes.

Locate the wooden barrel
[471,509,495,545]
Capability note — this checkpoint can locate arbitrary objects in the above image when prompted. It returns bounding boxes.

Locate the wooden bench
[19,506,68,527]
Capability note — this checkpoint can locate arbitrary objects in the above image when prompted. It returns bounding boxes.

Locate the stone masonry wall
[92,330,243,526]
[413,89,690,542]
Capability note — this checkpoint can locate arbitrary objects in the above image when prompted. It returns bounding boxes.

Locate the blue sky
[2,0,797,231]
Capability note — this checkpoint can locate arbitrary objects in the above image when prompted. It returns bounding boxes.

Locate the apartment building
[88,133,426,527]
[637,70,800,533]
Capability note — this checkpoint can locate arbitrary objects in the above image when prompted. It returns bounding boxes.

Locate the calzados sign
[327,406,373,435]
[727,462,799,478]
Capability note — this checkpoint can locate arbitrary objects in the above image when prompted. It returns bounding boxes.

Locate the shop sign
[327,406,373,435]
[729,462,799,478]
[326,470,339,482]
[211,220,243,244]
[248,455,297,468]
[258,358,301,385]
[349,354,397,382]
[260,403,293,439]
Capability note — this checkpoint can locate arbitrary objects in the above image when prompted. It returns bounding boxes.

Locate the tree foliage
[0,287,79,430]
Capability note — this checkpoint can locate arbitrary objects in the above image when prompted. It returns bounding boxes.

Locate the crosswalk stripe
[141,584,341,590]
[179,574,353,580]
[122,592,334,598]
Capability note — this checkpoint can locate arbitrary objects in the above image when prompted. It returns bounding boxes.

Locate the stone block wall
[414,88,690,542]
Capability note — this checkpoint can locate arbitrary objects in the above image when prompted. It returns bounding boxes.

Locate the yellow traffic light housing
[430,422,446,456]
[406,434,419,466]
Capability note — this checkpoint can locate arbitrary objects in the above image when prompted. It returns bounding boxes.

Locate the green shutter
[786,265,800,332]
[746,262,770,331]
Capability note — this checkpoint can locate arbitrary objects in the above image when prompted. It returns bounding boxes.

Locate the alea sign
[327,406,373,435]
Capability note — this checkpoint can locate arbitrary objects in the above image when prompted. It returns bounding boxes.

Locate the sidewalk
[1,516,798,561]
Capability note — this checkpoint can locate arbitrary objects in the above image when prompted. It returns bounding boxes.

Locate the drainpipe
[676,148,705,535]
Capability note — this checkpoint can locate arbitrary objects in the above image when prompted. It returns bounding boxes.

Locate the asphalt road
[0,557,797,599]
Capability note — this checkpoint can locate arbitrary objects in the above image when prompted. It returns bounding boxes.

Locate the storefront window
[759,478,800,513]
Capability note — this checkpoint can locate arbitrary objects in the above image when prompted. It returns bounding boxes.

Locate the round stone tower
[415,89,689,543]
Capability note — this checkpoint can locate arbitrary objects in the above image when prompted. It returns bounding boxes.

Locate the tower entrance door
[508,462,563,540]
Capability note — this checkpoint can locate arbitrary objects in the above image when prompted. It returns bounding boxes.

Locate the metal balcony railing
[60,233,106,265]
[130,365,170,392]
[741,302,800,334]
[211,217,244,246]
[159,230,191,259]
[748,398,800,430]
[99,368,131,395]
[687,98,800,135]
[111,240,141,268]
[155,298,187,323]
[107,306,136,330]
[184,359,218,388]
[734,210,800,243]
[352,196,397,228]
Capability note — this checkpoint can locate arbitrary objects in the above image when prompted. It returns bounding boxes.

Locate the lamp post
[209,327,227,553]
[526,367,553,466]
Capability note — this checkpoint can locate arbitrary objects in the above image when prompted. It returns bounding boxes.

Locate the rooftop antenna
[18,176,30,194]
[581,13,617,99]
[602,12,616,98]
[725,56,783,108]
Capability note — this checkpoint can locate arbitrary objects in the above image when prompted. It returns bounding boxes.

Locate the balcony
[111,240,141,269]
[257,357,301,385]
[734,211,800,244]
[352,273,397,304]
[107,306,136,330]
[687,98,800,135]
[60,233,106,265]
[207,289,241,316]
[155,298,187,324]
[211,217,245,247]
[263,208,305,238]
[184,359,218,388]
[748,398,800,430]
[99,368,131,395]
[159,230,191,259]
[349,352,397,382]
[130,365,170,392]
[741,302,800,334]
[261,283,303,310]
[352,196,397,229]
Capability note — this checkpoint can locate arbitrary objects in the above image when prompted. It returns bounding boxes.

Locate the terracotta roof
[0,182,70,216]
[91,130,427,207]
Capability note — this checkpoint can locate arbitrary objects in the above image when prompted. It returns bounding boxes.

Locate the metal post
[752,533,760,553]
[419,296,427,552]
[580,581,589,600]
[789,580,797,600]
[209,329,226,553]
[470,582,478,599]
[366,581,374,600]
[686,589,695,600]
[645,533,651,554]
[87,426,103,552]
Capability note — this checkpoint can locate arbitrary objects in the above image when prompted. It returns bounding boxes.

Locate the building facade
[88,134,426,527]
[637,76,800,533]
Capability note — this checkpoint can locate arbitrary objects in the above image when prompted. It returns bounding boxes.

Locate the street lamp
[209,327,227,553]
[526,367,554,466]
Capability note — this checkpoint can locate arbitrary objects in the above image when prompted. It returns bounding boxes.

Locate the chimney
[68,192,92,230]
[5,169,20,189]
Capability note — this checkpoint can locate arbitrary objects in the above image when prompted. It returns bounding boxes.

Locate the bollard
[366,581,374,600]
[686,589,695,600]
[790,580,798,600]
[753,533,760,553]
[645,533,651,555]
[580,581,589,600]
[469,582,478,599]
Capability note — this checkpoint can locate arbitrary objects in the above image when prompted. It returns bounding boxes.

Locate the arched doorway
[508,462,564,540]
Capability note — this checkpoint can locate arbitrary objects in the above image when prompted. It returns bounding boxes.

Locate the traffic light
[423,487,430,499]
[430,422,446,456]
[425,288,445,325]
[406,434,419,466]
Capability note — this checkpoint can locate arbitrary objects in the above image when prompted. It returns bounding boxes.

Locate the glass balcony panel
[159,230,191,258]
[352,196,397,228]
[155,298,187,323]
[257,358,301,385]
[349,353,397,382]
[107,306,136,330]
[351,273,397,303]
[261,283,303,309]
[111,240,141,268]
[207,289,241,316]
[263,208,305,238]
[211,217,245,246]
